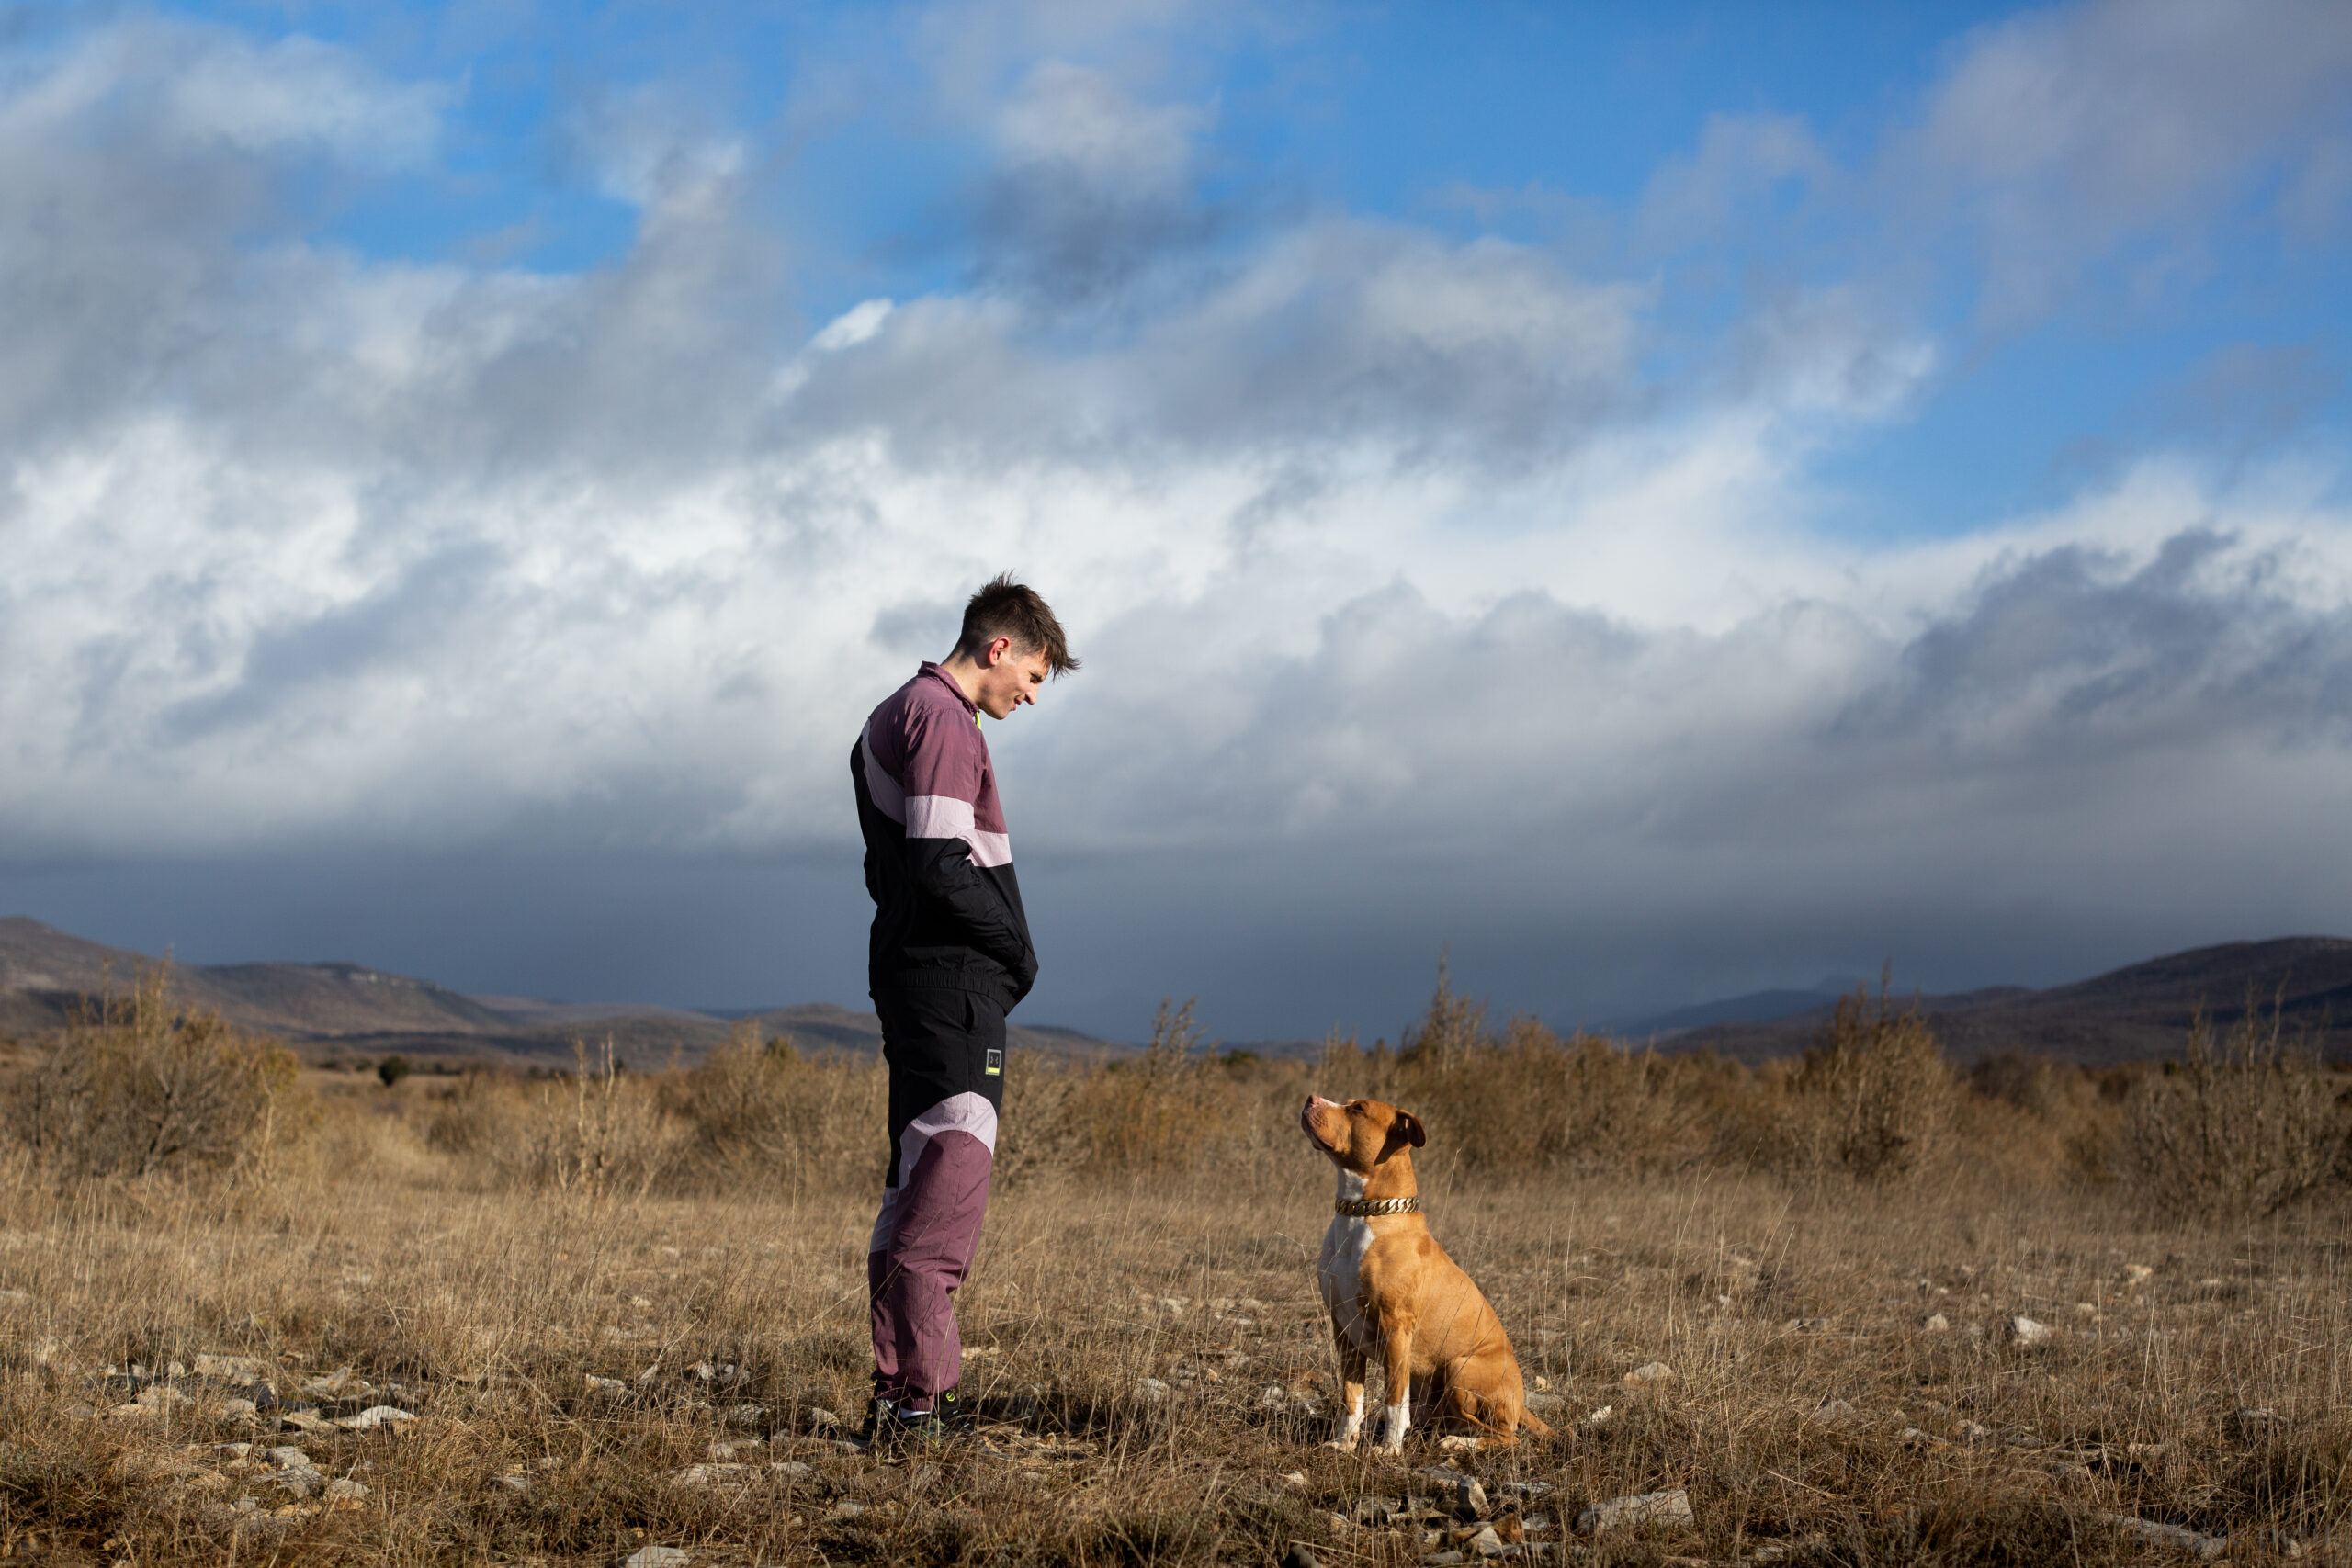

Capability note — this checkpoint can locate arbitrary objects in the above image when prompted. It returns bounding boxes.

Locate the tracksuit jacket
[852,662,1039,1019]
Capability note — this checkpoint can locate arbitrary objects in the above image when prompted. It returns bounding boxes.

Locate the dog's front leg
[1375,1325,1415,1454]
[1328,1328,1368,1450]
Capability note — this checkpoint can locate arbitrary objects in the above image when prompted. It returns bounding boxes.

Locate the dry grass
[3,979,2352,1565]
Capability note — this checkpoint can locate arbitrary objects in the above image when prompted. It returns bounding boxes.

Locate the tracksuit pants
[868,986,1005,1407]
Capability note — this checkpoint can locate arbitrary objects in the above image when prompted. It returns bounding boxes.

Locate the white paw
[1321,1438,1359,1452]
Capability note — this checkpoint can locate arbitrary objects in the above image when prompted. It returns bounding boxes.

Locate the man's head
[942,573,1080,719]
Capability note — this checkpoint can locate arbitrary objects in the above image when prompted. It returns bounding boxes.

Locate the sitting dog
[1301,1093,1550,1453]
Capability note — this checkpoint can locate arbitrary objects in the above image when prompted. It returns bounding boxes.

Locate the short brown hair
[955,572,1080,674]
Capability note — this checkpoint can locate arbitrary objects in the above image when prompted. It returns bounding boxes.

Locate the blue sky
[2,0,2349,1039]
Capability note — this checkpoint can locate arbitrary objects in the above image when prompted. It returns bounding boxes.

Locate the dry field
[2,984,2349,1566]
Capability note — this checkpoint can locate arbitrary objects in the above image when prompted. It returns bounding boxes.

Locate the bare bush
[1773,983,1955,1182]
[2124,998,2350,1222]
[522,1036,686,1200]
[661,1023,887,1195]
[5,966,306,1181]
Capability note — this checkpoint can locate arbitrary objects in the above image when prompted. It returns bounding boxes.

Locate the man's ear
[987,635,1012,666]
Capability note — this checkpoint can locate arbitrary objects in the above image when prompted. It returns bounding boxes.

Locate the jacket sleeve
[898,706,1037,996]
[906,838,1036,993]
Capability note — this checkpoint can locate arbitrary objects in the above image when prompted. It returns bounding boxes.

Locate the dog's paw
[1437,1435,1484,1452]
[1320,1438,1359,1453]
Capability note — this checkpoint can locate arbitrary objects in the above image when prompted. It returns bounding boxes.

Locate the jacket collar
[919,660,978,718]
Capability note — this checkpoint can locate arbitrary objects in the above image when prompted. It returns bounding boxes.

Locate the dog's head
[1300,1094,1426,1174]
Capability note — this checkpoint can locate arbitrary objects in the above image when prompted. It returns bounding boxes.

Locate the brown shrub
[2122,997,2350,1222]
[1768,983,1956,1182]
[4,966,307,1181]
[660,1024,887,1195]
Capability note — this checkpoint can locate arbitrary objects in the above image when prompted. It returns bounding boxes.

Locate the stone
[270,1469,322,1499]
[214,1398,259,1419]
[337,1405,416,1430]
[1623,1360,1675,1383]
[1575,1488,1693,1534]
[2123,1264,2154,1286]
[1584,1404,1614,1426]
[496,1473,529,1492]
[194,1354,266,1382]
[135,1385,188,1410]
[668,1464,746,1487]
[622,1549,693,1568]
[1811,1397,1855,1422]
[584,1375,629,1395]
[2007,1315,2053,1347]
[765,1461,811,1478]
[1923,1314,1951,1332]
[1522,1391,1566,1415]
[805,1406,842,1429]
[267,1446,311,1469]
[323,1479,368,1500]
[1133,1378,1171,1403]
[723,1403,769,1428]
[2103,1515,2226,1559]
[1412,1468,1489,1520]
[1257,1384,1288,1409]
[1959,1420,1992,1443]
[827,1500,866,1519]
[1349,1496,1399,1527]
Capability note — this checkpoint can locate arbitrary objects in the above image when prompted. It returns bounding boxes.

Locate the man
[850,573,1079,1444]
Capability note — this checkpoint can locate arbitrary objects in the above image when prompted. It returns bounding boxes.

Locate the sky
[3,0,2350,1043]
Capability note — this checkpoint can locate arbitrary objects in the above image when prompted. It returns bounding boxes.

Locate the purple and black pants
[868,986,1005,1409]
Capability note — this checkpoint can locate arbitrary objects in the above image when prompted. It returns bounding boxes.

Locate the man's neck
[933,655,983,705]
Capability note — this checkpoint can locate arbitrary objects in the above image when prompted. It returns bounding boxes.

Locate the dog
[1300,1093,1551,1453]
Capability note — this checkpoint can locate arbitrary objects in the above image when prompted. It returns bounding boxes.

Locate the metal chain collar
[1334,1196,1422,1217]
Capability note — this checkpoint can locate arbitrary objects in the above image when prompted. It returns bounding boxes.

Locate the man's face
[974,638,1053,720]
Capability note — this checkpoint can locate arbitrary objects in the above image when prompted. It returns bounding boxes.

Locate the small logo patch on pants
[985,1049,1002,1077]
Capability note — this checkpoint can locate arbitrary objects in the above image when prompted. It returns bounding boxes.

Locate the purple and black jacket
[851,661,1038,1013]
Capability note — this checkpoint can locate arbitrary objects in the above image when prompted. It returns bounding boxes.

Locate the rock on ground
[1576,1488,1693,1534]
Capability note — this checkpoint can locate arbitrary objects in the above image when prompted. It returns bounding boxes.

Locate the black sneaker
[854,1394,898,1448]
[876,1388,973,1450]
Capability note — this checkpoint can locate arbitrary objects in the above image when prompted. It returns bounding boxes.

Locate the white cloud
[1899,0,2352,316]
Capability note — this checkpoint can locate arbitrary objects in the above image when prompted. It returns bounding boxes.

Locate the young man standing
[849,573,1078,1444]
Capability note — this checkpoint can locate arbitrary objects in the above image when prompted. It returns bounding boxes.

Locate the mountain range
[5,915,2348,1069]
[1645,937,2352,1066]
[0,917,1122,1067]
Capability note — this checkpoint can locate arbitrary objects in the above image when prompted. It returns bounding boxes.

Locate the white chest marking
[1317,1168,1377,1352]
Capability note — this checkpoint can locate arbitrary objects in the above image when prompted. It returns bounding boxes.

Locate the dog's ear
[1390,1111,1427,1150]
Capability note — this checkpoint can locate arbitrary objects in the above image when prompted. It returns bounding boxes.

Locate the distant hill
[0,917,1127,1067]
[1663,937,2352,1066]
[1612,983,1862,1037]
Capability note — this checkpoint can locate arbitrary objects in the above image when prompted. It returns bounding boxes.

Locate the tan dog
[1301,1093,1550,1453]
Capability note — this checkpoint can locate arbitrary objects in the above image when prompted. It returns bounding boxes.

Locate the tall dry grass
[3,969,2352,1565]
